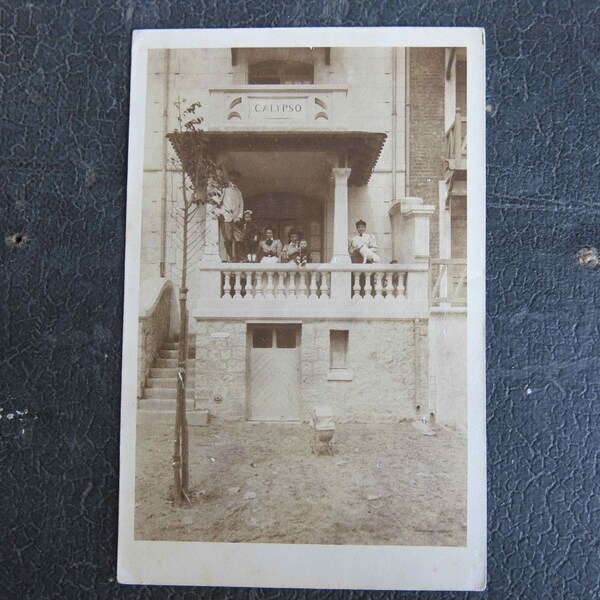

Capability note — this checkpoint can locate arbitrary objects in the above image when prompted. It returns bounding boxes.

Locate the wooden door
[248,326,301,421]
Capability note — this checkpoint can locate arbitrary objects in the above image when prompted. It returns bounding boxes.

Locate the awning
[167,130,387,187]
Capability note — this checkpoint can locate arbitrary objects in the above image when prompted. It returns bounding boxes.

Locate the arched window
[248,60,314,85]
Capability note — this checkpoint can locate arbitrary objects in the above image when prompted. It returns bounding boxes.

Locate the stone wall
[137,288,171,398]
[194,318,428,423]
[300,320,428,423]
[194,320,247,419]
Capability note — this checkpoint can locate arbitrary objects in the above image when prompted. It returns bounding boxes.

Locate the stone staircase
[138,335,208,426]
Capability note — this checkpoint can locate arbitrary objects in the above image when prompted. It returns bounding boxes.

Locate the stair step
[147,376,195,388]
[150,367,179,377]
[137,409,208,427]
[144,387,194,399]
[140,398,195,411]
[155,358,178,368]
[160,349,179,359]
[146,369,196,387]
[162,343,180,350]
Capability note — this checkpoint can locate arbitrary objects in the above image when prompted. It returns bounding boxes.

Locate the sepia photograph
[119,27,486,590]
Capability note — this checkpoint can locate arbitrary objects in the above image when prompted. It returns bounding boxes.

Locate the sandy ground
[134,420,467,546]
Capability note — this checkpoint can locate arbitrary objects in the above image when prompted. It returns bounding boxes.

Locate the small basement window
[252,328,273,348]
[328,330,353,381]
[276,328,297,349]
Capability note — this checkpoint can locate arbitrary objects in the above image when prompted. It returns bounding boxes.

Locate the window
[248,60,314,85]
[251,325,299,349]
[330,330,348,369]
[252,328,273,348]
[276,328,297,349]
[328,330,352,381]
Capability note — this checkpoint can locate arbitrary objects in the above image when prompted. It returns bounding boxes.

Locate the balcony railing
[445,109,467,169]
[430,259,467,307]
[219,264,407,301]
[207,85,349,129]
[194,263,430,320]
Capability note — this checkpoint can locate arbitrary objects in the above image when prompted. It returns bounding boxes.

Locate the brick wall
[409,48,445,259]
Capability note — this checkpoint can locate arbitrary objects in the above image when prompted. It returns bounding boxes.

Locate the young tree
[168,98,224,506]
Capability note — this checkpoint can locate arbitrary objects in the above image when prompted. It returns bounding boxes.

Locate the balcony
[445,108,467,173]
[193,263,430,321]
[207,85,349,130]
[430,259,467,308]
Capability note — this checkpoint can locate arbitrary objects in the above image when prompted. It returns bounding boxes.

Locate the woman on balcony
[257,226,282,264]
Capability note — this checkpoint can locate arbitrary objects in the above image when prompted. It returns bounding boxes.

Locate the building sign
[248,97,307,121]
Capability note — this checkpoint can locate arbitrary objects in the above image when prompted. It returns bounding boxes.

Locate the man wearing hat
[349,219,381,263]
[213,170,244,262]
[236,209,259,262]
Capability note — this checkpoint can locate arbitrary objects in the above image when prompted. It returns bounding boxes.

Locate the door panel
[248,326,301,421]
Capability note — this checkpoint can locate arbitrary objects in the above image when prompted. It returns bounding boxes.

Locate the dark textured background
[2,1,599,598]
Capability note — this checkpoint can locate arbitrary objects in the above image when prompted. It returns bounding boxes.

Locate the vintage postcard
[118,27,486,590]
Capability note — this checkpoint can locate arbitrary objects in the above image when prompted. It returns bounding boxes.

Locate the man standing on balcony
[213,170,244,262]
[349,219,381,263]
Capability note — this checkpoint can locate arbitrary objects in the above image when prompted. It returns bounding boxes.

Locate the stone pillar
[330,167,352,265]
[438,181,452,300]
[330,167,352,301]
[202,203,222,265]
[389,197,435,264]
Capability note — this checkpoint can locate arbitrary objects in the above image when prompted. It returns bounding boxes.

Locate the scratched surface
[2,1,599,598]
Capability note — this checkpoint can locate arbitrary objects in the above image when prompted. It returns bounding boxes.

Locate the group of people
[210,169,381,265]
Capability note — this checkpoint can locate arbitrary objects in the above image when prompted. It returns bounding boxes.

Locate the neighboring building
[137,47,468,428]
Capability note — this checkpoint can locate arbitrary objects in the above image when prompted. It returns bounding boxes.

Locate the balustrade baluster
[352,271,361,299]
[396,272,405,298]
[233,271,242,299]
[288,271,296,299]
[265,271,275,299]
[298,272,308,299]
[275,271,286,299]
[384,271,393,300]
[244,271,253,299]
[320,272,329,298]
[363,271,373,300]
[255,271,264,298]
[223,271,232,298]
[374,272,384,299]
[308,272,318,300]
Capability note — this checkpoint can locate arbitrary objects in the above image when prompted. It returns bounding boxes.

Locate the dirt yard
[134,420,467,546]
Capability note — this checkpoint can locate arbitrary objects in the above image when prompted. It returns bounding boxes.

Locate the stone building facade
[137,45,468,427]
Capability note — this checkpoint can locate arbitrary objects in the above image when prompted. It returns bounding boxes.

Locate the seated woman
[257,226,282,263]
[282,229,312,266]
[281,229,301,263]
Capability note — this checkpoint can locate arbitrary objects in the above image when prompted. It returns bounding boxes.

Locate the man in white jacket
[213,170,244,262]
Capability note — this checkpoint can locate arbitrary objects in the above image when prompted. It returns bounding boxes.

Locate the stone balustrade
[194,263,430,320]
[218,264,409,301]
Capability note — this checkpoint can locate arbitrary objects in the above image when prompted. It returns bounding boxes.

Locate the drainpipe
[391,47,397,203]
[405,48,411,197]
[159,49,170,278]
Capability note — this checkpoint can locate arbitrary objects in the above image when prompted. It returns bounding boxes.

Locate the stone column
[389,197,435,304]
[330,167,352,265]
[389,197,435,264]
[330,167,352,301]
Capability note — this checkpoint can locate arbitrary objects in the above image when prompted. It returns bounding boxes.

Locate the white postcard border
[118,26,487,591]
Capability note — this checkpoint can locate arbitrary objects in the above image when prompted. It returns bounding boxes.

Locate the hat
[243,209,253,217]
[355,219,366,228]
